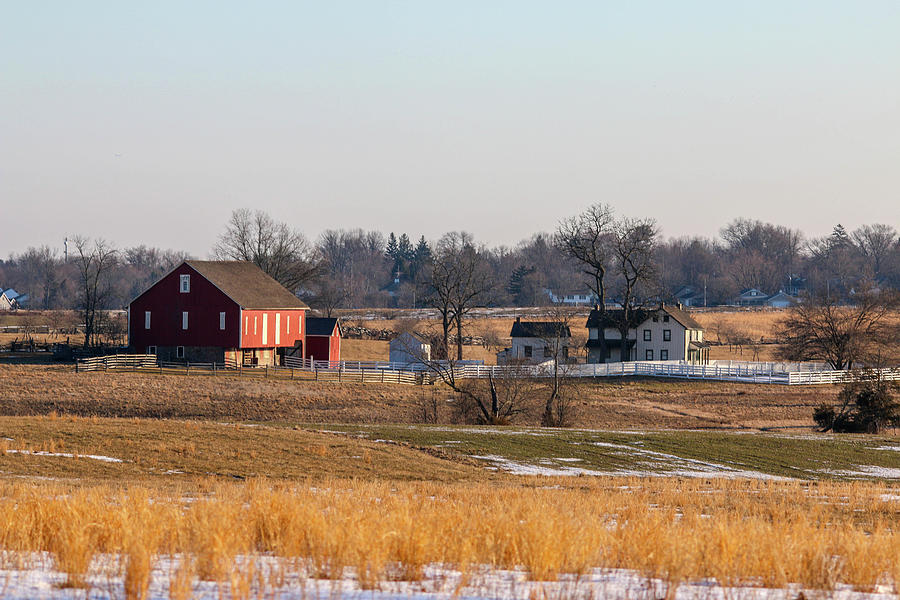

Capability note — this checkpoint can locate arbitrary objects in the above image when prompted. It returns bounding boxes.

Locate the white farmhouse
[585,304,709,364]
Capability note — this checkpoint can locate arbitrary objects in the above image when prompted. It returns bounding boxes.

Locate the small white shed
[389,332,431,364]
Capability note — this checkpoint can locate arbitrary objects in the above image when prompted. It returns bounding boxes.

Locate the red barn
[128,260,309,365]
[304,317,342,365]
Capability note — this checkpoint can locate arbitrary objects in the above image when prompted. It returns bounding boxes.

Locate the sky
[1,1,899,259]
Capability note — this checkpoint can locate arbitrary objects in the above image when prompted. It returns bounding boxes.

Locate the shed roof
[306,317,341,337]
[510,319,572,338]
[390,331,430,346]
[185,261,309,310]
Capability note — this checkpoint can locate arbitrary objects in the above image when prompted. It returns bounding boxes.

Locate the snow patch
[5,450,124,463]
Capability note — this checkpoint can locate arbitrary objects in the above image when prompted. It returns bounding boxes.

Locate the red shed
[304,317,342,365]
[128,260,309,365]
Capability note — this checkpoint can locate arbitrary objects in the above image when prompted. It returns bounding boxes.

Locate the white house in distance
[389,332,431,364]
[585,304,709,364]
[497,317,572,365]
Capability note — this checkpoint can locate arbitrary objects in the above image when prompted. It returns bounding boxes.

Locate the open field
[4,417,900,485]
[311,424,900,481]
[0,364,840,429]
[2,477,900,598]
[0,416,485,485]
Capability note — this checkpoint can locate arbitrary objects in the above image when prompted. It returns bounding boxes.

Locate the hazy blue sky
[2,1,898,258]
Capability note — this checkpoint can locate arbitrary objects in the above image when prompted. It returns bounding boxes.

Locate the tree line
[1,206,898,344]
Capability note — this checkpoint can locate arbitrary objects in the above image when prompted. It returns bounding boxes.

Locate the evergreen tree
[385,233,399,261]
[398,233,414,261]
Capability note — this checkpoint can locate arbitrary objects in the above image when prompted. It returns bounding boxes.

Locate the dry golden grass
[0,416,485,485]
[0,364,839,430]
[2,477,900,594]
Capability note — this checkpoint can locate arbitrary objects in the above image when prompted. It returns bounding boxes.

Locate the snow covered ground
[0,556,896,600]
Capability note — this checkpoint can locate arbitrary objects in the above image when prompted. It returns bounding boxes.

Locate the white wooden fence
[76,354,900,386]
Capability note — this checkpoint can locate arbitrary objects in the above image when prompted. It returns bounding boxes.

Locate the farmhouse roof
[510,318,572,338]
[660,304,703,330]
[585,304,703,331]
[306,317,341,337]
[185,261,309,310]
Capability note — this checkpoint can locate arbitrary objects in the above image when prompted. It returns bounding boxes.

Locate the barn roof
[306,317,341,336]
[186,261,309,310]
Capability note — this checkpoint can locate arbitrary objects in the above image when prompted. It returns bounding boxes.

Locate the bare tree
[72,236,118,348]
[554,203,615,309]
[776,287,899,370]
[535,306,576,427]
[852,224,898,281]
[609,217,659,361]
[214,209,320,292]
[426,232,494,361]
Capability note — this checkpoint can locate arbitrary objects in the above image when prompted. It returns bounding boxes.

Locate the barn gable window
[144,311,151,329]
[219,312,226,330]
[182,312,189,330]
[287,315,290,335]
[180,274,190,293]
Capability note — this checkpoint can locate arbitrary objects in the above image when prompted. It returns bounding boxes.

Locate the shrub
[814,378,900,433]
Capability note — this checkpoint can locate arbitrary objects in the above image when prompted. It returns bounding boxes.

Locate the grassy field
[0,364,839,429]
[308,424,900,481]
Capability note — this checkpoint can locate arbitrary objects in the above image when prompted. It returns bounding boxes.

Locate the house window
[643,329,651,341]
[663,329,671,342]
[176,346,185,359]
[543,346,552,358]
[524,345,533,358]
[652,316,658,322]
[663,315,670,323]
[562,346,569,360]
[182,312,188,330]
[645,349,654,361]
[219,312,226,330]
[180,274,190,293]
[660,349,668,360]
[147,346,157,355]
[144,311,151,330]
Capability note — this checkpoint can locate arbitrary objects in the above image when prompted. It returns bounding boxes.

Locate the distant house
[1,289,26,310]
[305,317,342,364]
[585,304,709,364]
[389,332,431,364]
[497,317,572,365]
[128,260,309,365]
[764,291,797,308]
[673,285,705,307]
[734,288,769,306]
[544,289,598,306]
